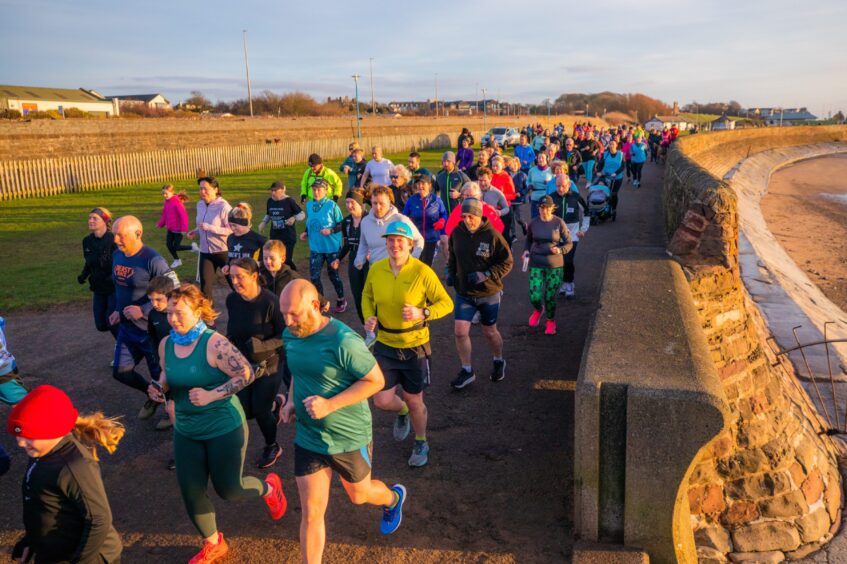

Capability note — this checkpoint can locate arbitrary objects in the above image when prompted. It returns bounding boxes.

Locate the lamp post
[482,87,487,132]
[242,30,253,117]
[369,57,375,115]
[434,73,439,118]
[352,74,361,140]
[475,82,479,114]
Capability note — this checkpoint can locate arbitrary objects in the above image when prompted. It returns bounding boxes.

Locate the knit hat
[345,190,364,207]
[308,153,323,166]
[8,385,78,440]
[442,151,456,162]
[461,198,483,218]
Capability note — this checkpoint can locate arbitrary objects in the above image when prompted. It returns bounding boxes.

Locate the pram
[586,177,615,224]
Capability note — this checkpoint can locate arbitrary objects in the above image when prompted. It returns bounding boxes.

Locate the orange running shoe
[264,472,287,520]
[188,532,229,564]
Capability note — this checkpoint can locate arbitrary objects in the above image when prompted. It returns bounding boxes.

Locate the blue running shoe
[380,484,407,535]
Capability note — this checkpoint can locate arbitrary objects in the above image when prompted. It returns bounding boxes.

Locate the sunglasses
[390,175,399,179]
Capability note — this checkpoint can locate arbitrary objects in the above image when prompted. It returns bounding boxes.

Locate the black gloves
[467,271,491,285]
[300,195,307,204]
[77,274,87,285]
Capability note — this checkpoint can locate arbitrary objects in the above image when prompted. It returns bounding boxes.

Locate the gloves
[467,271,490,285]
[300,195,307,204]
[332,195,339,202]
[432,219,446,231]
[12,538,32,562]
[77,274,87,285]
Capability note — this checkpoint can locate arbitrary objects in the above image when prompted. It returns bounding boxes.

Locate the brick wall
[664,127,847,562]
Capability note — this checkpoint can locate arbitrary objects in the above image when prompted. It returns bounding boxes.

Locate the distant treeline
[543,91,671,120]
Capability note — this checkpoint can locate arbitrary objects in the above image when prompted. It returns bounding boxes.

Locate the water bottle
[364,331,377,350]
[522,255,530,273]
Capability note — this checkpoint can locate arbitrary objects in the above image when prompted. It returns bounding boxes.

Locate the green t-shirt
[166,329,246,440]
[284,318,376,455]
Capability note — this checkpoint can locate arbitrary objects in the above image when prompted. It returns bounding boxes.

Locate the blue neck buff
[170,319,208,345]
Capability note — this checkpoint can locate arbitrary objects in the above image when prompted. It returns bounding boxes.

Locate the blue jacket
[514,144,536,172]
[630,141,648,164]
[599,150,625,180]
[403,193,448,243]
[510,170,528,203]
[305,197,343,253]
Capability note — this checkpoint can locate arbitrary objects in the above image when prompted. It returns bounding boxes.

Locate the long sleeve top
[305,197,343,254]
[79,232,116,295]
[402,193,448,243]
[354,207,424,268]
[457,147,474,170]
[156,197,189,232]
[226,288,285,372]
[195,197,232,253]
[550,190,590,242]
[448,219,513,298]
[338,214,363,262]
[524,216,573,269]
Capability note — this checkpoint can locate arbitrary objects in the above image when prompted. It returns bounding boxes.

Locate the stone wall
[664,127,847,562]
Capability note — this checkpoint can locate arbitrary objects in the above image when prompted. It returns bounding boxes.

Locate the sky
[2,0,846,116]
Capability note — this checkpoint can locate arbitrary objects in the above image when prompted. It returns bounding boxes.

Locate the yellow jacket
[362,257,452,349]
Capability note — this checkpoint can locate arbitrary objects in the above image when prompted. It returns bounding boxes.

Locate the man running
[447,198,513,389]
[109,216,179,419]
[435,152,470,217]
[279,279,406,563]
[354,185,424,270]
[300,154,343,203]
[407,151,436,186]
[578,131,601,185]
[362,221,452,467]
[514,133,536,174]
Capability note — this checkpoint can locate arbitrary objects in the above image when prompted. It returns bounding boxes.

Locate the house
[644,114,692,131]
[745,107,817,126]
[107,93,171,110]
[0,84,119,116]
[711,114,735,130]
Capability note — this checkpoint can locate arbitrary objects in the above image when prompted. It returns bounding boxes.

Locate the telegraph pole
[369,57,375,114]
[482,87,487,132]
[434,73,439,118]
[475,82,479,114]
[242,30,253,117]
[352,74,361,140]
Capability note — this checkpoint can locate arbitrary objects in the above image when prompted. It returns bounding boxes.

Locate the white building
[711,115,736,130]
[107,93,171,110]
[644,114,692,131]
[0,85,118,116]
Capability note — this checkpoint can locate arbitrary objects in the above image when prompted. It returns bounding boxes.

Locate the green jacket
[300,166,343,201]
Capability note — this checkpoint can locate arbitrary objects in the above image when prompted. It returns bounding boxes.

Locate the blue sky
[2,0,845,116]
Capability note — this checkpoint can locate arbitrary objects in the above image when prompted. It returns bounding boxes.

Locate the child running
[1,315,28,476]
[157,184,191,269]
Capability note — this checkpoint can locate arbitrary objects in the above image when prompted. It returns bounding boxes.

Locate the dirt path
[0,164,665,563]
[761,153,847,312]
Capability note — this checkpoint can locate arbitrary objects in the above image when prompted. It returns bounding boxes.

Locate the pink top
[157,196,189,232]
[622,141,633,160]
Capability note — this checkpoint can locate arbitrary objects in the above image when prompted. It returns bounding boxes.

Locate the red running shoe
[264,472,287,520]
[188,532,229,564]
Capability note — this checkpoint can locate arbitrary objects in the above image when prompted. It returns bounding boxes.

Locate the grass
[0,147,450,311]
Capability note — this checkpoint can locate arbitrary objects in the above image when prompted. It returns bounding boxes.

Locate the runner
[189,177,232,303]
[447,198,513,389]
[258,181,304,271]
[278,279,407,563]
[340,142,367,190]
[226,258,286,469]
[523,196,573,335]
[359,145,394,188]
[300,154,343,203]
[0,315,27,475]
[435,151,470,217]
[597,140,626,214]
[78,207,119,339]
[457,138,474,172]
[443,182,505,237]
[336,190,368,324]
[466,149,490,181]
[629,133,648,187]
[225,203,267,270]
[578,131,600,185]
[402,175,448,266]
[300,179,347,314]
[156,185,191,269]
[507,156,529,236]
[527,152,553,219]
[388,164,414,209]
[489,156,517,242]
[7,384,124,564]
[407,151,437,186]
[457,127,474,149]
[109,216,178,418]
[147,283,286,563]
[560,138,583,184]
[548,175,589,298]
[354,185,424,270]
[622,133,634,182]
[362,221,452,467]
[514,133,536,173]
[146,275,177,435]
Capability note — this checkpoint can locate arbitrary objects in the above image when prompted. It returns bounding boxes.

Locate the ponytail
[177,191,189,203]
[72,413,125,461]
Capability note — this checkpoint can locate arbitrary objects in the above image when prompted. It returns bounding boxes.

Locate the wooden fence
[0,132,452,200]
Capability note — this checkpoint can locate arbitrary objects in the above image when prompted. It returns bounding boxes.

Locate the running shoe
[529,308,544,327]
[167,457,176,471]
[170,259,183,269]
[334,298,348,314]
[263,472,287,520]
[188,532,228,564]
[558,283,568,296]
[491,359,506,382]
[191,242,201,253]
[257,443,282,469]
[408,440,429,467]
[545,320,557,335]
[393,413,410,441]
[155,417,173,431]
[138,399,160,420]
[565,283,576,299]
[450,368,476,390]
[380,484,407,535]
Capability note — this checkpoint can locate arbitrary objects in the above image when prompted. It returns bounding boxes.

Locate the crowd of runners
[0,120,669,563]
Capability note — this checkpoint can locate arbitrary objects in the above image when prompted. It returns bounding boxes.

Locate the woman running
[226,258,286,469]
[157,184,191,269]
[335,190,368,323]
[77,207,118,339]
[225,203,267,268]
[189,177,232,304]
[388,164,414,209]
[402,175,447,266]
[457,137,474,171]
[527,152,552,219]
[522,196,573,336]
[8,385,124,563]
[629,134,648,187]
[147,284,286,563]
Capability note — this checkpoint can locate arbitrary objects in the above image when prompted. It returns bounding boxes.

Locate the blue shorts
[454,292,501,326]
[0,371,27,405]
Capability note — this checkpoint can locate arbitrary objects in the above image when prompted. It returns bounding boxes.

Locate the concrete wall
[664,126,847,562]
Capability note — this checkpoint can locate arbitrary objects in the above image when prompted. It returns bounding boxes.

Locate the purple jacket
[457,147,474,171]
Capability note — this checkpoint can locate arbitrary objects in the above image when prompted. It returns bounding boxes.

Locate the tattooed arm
[188,333,255,407]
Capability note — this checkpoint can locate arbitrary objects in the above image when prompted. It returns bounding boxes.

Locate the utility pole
[475,82,479,114]
[434,73,439,118]
[242,30,253,117]
[369,57,375,115]
[482,88,487,132]
[352,74,361,140]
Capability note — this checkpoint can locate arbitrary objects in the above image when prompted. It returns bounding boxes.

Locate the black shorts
[373,342,431,395]
[294,443,373,484]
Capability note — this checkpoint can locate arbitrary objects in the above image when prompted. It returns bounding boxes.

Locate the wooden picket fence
[0,131,453,201]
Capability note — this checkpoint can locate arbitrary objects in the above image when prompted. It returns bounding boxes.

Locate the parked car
[481,127,521,148]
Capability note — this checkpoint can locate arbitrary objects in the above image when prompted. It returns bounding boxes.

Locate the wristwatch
[422,307,431,319]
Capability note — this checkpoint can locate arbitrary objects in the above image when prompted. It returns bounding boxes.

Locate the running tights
[563,241,579,283]
[237,371,282,446]
[348,261,369,324]
[174,423,268,539]
[199,252,229,303]
[419,241,438,266]
[166,231,192,261]
[610,179,624,211]
[529,266,563,320]
[631,162,644,184]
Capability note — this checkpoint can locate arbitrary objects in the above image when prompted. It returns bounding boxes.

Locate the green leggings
[529,266,563,319]
[174,422,268,538]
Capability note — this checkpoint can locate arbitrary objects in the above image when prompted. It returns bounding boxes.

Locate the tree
[183,91,212,112]
[833,111,845,123]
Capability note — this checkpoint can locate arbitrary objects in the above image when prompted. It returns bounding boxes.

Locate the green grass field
[0,148,449,311]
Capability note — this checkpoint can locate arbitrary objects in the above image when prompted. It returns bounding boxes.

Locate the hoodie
[354,206,424,268]
[157,196,189,233]
[304,197,343,254]
[194,197,232,253]
[448,218,513,298]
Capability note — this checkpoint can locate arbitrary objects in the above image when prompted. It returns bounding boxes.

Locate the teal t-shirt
[284,318,376,455]
[165,329,246,440]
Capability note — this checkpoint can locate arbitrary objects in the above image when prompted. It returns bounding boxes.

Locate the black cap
[308,153,322,166]
[312,178,329,190]
[538,195,556,208]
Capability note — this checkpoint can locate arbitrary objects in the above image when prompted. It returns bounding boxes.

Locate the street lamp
[352,74,361,140]
[434,73,439,118]
[242,30,253,117]
[482,88,487,132]
[369,57,375,115]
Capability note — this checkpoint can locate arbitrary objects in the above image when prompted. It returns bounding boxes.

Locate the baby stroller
[586,177,614,224]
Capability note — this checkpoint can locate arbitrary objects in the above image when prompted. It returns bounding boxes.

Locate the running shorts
[453,292,501,326]
[373,341,431,395]
[294,442,373,484]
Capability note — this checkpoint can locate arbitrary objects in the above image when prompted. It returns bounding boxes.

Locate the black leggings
[237,370,283,446]
[166,231,192,261]
[348,260,369,324]
[625,160,633,179]
[610,178,624,211]
[631,162,644,183]
[563,240,579,283]
[420,241,438,266]
[199,252,229,303]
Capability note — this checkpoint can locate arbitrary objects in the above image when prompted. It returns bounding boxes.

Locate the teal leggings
[529,266,563,319]
[174,422,268,538]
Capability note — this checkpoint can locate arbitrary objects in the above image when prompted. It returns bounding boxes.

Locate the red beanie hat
[7,385,78,440]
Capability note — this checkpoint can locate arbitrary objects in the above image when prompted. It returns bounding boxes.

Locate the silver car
[481,127,521,148]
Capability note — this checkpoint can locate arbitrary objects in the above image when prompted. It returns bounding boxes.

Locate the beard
[287,316,320,338]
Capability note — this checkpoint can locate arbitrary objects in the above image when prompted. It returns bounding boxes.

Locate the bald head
[113,215,144,255]
[280,279,324,337]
